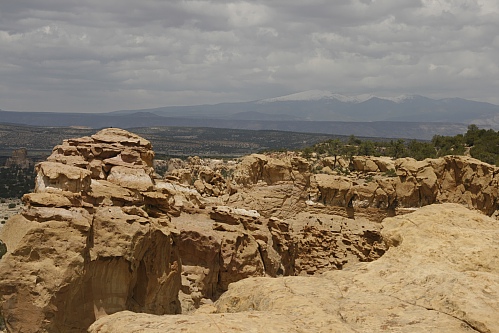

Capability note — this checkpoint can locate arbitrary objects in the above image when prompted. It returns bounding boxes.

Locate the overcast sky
[1,0,498,113]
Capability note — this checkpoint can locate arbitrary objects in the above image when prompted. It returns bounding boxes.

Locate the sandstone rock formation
[2,129,499,332]
[217,153,499,218]
[0,129,385,332]
[4,148,32,169]
[89,204,499,333]
[0,129,181,333]
[164,156,233,191]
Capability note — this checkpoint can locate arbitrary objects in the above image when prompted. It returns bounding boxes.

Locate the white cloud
[0,0,498,112]
[227,2,270,27]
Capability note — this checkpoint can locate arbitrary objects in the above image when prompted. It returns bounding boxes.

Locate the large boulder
[434,155,499,215]
[311,174,353,206]
[35,161,92,193]
[169,205,294,313]
[232,154,269,185]
[351,156,395,172]
[233,153,309,187]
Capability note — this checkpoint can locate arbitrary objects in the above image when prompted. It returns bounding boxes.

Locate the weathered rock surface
[351,155,395,172]
[224,153,499,217]
[89,204,499,333]
[288,212,385,274]
[2,129,499,333]
[0,130,383,332]
[0,129,181,333]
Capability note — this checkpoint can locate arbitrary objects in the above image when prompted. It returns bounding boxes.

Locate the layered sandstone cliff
[4,148,32,169]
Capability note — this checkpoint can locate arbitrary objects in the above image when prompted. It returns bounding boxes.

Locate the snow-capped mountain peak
[257,90,414,104]
[382,94,419,103]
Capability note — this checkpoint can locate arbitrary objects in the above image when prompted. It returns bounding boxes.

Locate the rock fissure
[404,218,420,228]
[385,293,483,333]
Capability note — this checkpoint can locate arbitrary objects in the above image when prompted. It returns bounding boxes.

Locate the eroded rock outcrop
[163,156,234,197]
[89,204,499,333]
[0,129,384,332]
[181,152,499,219]
[3,129,499,333]
[4,148,33,169]
[309,155,499,216]
[232,153,310,187]
[0,129,181,333]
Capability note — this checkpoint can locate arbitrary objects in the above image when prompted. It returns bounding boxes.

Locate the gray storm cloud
[0,0,498,112]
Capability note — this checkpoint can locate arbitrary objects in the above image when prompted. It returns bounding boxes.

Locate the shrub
[384,169,397,177]
[337,167,351,176]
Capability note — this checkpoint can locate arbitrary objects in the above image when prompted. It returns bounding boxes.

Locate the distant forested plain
[0,123,374,159]
[0,166,35,199]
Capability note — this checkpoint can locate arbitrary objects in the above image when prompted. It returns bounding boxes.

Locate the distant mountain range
[2,90,499,140]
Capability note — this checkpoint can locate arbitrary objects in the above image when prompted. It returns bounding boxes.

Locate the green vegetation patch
[299,125,499,166]
[0,166,35,199]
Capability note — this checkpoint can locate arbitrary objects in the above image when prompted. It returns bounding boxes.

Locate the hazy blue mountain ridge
[1,91,498,140]
[111,92,499,125]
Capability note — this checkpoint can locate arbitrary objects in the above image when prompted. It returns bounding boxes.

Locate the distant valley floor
[0,123,352,159]
[0,109,468,140]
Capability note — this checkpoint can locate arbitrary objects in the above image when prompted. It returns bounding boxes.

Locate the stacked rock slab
[0,129,181,333]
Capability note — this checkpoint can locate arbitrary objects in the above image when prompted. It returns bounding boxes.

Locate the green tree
[432,134,465,156]
[387,139,406,158]
[347,135,361,145]
[407,140,436,160]
[342,144,358,163]
[358,140,376,156]
[301,147,313,159]
[325,139,343,168]
[468,128,499,165]
[464,124,480,146]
